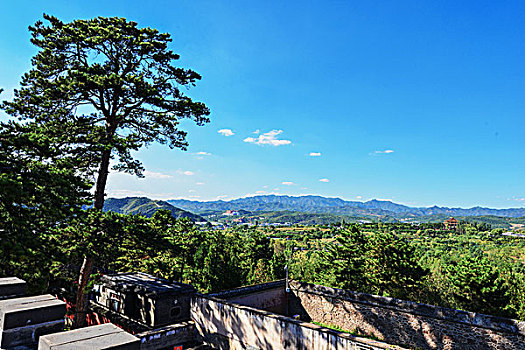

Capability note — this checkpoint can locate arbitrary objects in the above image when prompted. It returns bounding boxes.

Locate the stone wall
[290,281,525,350]
[207,280,287,315]
[191,294,405,350]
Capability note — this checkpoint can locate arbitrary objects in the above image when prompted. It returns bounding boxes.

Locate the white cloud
[319,178,330,183]
[309,152,321,157]
[243,129,292,146]
[216,195,228,200]
[174,170,195,176]
[218,129,234,137]
[301,187,308,190]
[253,129,260,134]
[143,170,172,179]
[374,149,394,154]
[196,182,205,186]
[256,190,266,194]
[189,189,196,193]
[282,181,295,186]
[273,188,280,191]
[189,195,201,199]
[356,195,362,200]
[196,151,211,156]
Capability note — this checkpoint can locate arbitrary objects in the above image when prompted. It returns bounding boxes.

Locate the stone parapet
[207,280,287,314]
[207,280,285,300]
[290,280,525,350]
[192,294,405,350]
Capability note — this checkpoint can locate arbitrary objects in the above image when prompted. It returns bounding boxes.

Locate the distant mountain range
[167,195,525,218]
[103,197,205,222]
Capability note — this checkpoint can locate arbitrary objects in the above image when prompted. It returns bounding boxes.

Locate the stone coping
[0,277,26,299]
[135,321,196,349]
[193,294,405,350]
[290,280,525,335]
[135,321,195,337]
[206,280,285,300]
[100,272,195,298]
[0,277,25,286]
[38,323,139,350]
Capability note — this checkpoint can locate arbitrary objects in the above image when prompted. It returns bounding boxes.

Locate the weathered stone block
[0,294,66,349]
[0,278,26,299]
[0,295,65,330]
[38,323,140,350]
[0,319,64,349]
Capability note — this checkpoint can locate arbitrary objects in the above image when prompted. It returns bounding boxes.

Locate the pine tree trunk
[72,256,94,328]
[72,149,111,329]
[93,149,112,210]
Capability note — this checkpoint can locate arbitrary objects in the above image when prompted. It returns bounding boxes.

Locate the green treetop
[2,14,210,327]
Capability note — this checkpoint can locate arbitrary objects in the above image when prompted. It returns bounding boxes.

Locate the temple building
[444,217,459,230]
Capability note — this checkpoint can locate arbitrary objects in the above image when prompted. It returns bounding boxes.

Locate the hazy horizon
[107,193,525,210]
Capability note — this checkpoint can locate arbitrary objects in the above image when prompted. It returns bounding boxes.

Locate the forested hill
[103,197,205,222]
[167,195,525,218]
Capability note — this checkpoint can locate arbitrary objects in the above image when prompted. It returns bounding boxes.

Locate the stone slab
[38,323,140,350]
[0,278,26,299]
[136,322,195,350]
[0,295,65,330]
[0,319,64,349]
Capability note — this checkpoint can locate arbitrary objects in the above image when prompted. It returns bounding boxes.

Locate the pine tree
[2,15,209,327]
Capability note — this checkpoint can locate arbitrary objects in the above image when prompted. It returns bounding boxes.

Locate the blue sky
[1,0,524,208]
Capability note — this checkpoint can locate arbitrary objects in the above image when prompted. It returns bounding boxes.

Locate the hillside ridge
[103,197,205,222]
[167,194,525,218]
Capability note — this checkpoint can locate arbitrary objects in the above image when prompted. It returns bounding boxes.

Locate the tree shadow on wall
[297,289,525,350]
[194,296,311,349]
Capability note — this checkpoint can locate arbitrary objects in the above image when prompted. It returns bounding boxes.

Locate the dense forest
[2,206,525,320]
[283,221,525,319]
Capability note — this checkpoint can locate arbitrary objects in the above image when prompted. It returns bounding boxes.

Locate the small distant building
[444,217,459,230]
[223,210,240,216]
